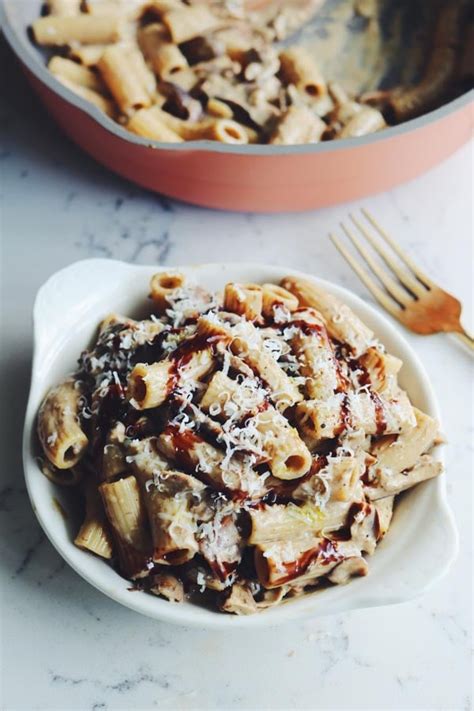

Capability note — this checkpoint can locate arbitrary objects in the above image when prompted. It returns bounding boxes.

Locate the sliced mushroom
[255,585,290,609]
[159,80,203,120]
[149,573,185,603]
[180,35,225,65]
[327,556,369,584]
[221,582,258,615]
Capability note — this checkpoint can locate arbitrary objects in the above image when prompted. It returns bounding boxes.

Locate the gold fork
[330,208,474,351]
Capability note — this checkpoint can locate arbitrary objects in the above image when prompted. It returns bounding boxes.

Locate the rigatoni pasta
[54,76,116,116]
[74,477,114,559]
[100,475,152,579]
[278,47,327,98]
[47,0,82,17]
[31,0,418,146]
[98,45,153,115]
[138,23,188,80]
[48,55,106,93]
[161,5,220,44]
[32,13,122,46]
[36,272,443,614]
[37,379,89,469]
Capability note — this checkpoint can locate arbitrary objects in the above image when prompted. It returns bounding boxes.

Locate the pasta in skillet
[37,272,443,614]
[30,0,473,145]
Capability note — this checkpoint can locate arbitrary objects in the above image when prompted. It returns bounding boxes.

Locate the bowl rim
[22,258,458,629]
[2,0,473,158]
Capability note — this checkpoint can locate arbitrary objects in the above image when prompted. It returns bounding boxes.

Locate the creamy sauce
[288,0,436,94]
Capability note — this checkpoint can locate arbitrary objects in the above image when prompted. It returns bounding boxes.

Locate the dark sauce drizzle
[273,538,343,586]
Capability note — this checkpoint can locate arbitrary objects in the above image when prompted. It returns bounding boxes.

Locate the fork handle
[453,330,474,351]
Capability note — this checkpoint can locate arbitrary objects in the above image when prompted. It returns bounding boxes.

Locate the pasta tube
[357,347,402,395]
[198,316,303,410]
[55,76,116,116]
[291,458,366,520]
[127,109,184,142]
[37,380,88,469]
[98,45,152,115]
[97,312,136,334]
[197,513,242,580]
[200,371,267,419]
[138,23,188,80]
[278,47,326,98]
[254,537,351,588]
[249,503,323,545]
[201,372,312,479]
[366,455,442,500]
[201,120,249,144]
[69,44,107,66]
[48,55,105,93]
[74,477,114,559]
[100,475,152,578]
[223,282,263,320]
[295,389,416,446]
[251,408,312,480]
[47,0,82,16]
[157,425,238,490]
[281,276,374,357]
[261,283,298,319]
[157,425,266,497]
[207,98,234,119]
[127,361,173,409]
[162,6,220,44]
[32,14,123,46]
[129,436,208,564]
[323,456,364,503]
[149,271,186,310]
[85,0,149,18]
[369,408,440,476]
[288,308,343,400]
[137,468,205,565]
[128,45,157,96]
[128,347,214,409]
[157,425,228,485]
[141,107,248,143]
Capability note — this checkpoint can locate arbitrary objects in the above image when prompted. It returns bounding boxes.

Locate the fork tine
[350,213,427,299]
[341,222,411,306]
[361,208,436,289]
[330,234,402,319]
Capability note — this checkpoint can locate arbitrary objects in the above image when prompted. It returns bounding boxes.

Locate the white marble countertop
[1,38,472,711]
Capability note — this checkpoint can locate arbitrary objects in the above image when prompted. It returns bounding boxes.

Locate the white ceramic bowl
[23,259,458,628]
